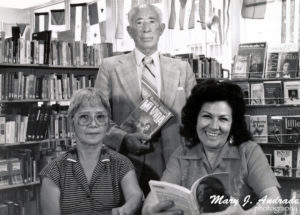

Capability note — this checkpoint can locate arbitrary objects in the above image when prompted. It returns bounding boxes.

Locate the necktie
[141,56,158,99]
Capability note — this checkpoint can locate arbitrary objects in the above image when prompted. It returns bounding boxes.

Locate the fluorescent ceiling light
[0,0,53,9]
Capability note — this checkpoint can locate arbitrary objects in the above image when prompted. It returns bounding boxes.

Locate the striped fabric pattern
[141,56,158,98]
[39,146,134,214]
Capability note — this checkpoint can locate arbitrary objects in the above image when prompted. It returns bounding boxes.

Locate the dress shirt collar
[134,48,160,67]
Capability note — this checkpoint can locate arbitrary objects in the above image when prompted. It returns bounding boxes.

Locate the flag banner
[97,0,106,22]
[70,4,87,42]
[17,23,27,36]
[168,0,176,29]
[241,0,266,19]
[88,1,106,43]
[281,0,299,44]
[34,13,49,33]
[100,21,106,42]
[89,22,101,44]
[51,9,65,25]
[115,0,124,39]
[50,9,65,33]
[88,2,99,25]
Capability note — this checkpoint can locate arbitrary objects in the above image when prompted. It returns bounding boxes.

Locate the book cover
[236,82,250,105]
[277,52,299,78]
[232,55,250,79]
[0,116,6,144]
[263,81,283,104]
[32,30,52,65]
[149,172,230,215]
[0,203,8,215]
[265,52,280,78]
[121,96,174,137]
[249,115,268,143]
[250,83,265,105]
[244,115,250,131]
[283,81,300,105]
[274,150,292,177]
[265,44,299,78]
[8,158,23,185]
[238,42,267,78]
[267,116,282,144]
[282,116,300,144]
[0,159,9,186]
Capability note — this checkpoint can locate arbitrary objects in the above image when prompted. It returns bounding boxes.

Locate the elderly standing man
[95,4,196,195]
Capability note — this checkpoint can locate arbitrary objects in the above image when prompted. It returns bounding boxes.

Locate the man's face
[127,7,165,55]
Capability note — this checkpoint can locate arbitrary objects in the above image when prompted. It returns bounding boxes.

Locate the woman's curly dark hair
[180,79,252,147]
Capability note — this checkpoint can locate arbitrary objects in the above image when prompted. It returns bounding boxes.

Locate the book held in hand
[149,172,230,215]
[121,95,173,137]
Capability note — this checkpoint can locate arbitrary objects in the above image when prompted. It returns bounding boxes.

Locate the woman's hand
[111,207,128,215]
[142,200,183,215]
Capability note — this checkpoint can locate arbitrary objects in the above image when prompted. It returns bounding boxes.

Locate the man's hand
[123,133,151,155]
[142,200,183,215]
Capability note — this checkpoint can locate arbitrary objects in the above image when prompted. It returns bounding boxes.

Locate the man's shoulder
[102,52,133,64]
[160,55,188,65]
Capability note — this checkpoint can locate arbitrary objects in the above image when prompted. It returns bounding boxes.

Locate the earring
[229,136,234,144]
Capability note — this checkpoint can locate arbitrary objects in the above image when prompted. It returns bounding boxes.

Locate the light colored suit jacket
[95,52,196,177]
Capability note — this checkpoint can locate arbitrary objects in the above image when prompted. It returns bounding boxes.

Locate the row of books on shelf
[0,30,113,66]
[0,188,38,215]
[173,53,224,79]
[247,115,300,144]
[236,80,300,105]
[232,42,300,79]
[0,72,95,101]
[0,106,75,145]
[0,149,37,186]
[0,106,49,144]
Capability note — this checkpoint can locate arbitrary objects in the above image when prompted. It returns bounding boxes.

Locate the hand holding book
[120,95,173,155]
[122,132,150,155]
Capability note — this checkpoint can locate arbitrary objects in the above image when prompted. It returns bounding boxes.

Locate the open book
[121,95,173,137]
[149,172,230,215]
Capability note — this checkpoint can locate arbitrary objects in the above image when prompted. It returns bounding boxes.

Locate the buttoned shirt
[134,48,161,97]
[161,141,280,209]
[39,146,134,215]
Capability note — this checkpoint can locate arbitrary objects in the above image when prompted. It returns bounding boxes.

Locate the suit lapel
[115,52,141,104]
[160,55,180,107]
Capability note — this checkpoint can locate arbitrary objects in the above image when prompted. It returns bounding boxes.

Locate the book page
[190,172,230,194]
[149,180,199,215]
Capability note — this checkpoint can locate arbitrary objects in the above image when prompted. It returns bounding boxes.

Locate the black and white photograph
[0,0,299,214]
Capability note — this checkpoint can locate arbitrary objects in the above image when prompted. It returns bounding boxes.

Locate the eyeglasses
[75,112,108,126]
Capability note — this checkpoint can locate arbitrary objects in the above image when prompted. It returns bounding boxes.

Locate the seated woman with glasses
[39,88,143,215]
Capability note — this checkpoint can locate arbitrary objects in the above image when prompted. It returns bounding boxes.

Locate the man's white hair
[128,4,163,26]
